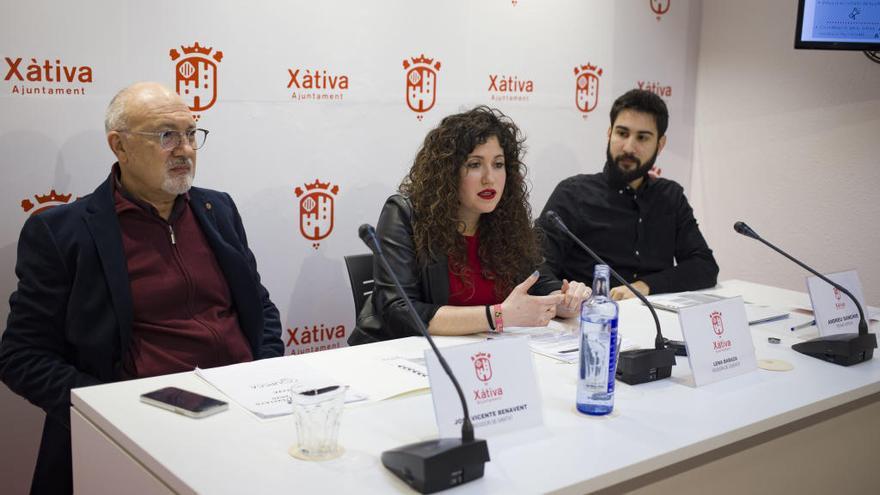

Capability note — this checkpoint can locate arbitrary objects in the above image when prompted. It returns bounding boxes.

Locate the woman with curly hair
[348,106,590,344]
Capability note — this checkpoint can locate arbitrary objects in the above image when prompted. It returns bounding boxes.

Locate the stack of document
[196,357,366,419]
[645,292,790,325]
[489,320,635,363]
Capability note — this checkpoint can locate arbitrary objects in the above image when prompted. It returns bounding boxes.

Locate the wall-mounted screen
[795,0,880,50]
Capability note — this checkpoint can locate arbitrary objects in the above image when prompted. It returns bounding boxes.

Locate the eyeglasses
[119,128,209,150]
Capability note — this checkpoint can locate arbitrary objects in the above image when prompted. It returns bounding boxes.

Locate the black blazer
[348,195,561,345]
[0,174,283,493]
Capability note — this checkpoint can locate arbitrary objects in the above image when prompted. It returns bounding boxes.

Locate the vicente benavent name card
[425,338,542,438]
[679,296,757,387]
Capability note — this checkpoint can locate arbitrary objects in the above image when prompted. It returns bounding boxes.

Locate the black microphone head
[544,210,567,231]
[733,221,759,240]
[358,223,376,245]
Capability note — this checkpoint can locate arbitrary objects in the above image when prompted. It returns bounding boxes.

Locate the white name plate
[425,338,542,438]
[679,296,757,387]
[807,270,866,336]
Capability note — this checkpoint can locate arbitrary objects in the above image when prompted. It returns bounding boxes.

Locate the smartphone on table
[140,387,228,418]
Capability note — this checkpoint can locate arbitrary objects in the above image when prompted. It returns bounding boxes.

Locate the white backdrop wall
[0,1,700,492]
[691,0,880,306]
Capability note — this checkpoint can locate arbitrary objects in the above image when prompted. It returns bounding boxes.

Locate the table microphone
[734,221,876,365]
[358,224,490,494]
[544,211,676,384]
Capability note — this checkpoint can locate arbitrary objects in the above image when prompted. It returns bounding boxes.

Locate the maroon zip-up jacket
[114,176,253,378]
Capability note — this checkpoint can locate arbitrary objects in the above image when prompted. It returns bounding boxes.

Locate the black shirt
[538,165,718,294]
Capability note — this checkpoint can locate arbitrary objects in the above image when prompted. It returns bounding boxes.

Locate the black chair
[344,253,374,320]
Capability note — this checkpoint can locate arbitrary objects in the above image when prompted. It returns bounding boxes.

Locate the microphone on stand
[733,221,875,365]
[544,211,676,384]
[358,224,490,493]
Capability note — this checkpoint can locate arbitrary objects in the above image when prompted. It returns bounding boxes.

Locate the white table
[71,280,880,494]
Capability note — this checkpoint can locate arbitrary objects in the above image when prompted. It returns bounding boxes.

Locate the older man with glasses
[0,82,283,494]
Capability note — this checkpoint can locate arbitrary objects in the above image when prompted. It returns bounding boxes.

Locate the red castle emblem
[574,63,602,115]
[471,352,493,382]
[170,42,223,120]
[21,189,74,216]
[650,0,671,21]
[710,311,725,336]
[294,179,339,249]
[833,287,847,310]
[403,54,441,120]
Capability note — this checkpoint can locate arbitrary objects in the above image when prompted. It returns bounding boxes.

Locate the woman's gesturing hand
[554,279,591,318]
[501,271,564,327]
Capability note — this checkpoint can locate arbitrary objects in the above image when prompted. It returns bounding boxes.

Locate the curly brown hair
[399,106,542,297]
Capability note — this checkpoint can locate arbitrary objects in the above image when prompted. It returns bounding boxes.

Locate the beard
[603,142,659,189]
[161,157,195,195]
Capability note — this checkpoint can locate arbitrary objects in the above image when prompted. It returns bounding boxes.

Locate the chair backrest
[343,253,374,320]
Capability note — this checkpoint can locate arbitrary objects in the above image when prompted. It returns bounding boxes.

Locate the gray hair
[104,88,129,133]
[105,83,181,133]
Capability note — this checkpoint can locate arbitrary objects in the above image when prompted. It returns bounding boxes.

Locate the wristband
[492,304,504,334]
[485,305,496,331]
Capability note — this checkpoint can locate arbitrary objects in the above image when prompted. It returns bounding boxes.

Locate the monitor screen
[795,0,880,50]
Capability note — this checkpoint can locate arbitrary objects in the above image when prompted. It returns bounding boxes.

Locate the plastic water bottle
[576,264,619,415]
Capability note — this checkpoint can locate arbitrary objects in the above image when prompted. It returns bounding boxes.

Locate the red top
[447,235,498,306]
[113,173,253,379]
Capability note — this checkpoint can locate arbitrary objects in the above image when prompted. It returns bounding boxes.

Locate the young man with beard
[538,89,718,301]
[0,82,283,494]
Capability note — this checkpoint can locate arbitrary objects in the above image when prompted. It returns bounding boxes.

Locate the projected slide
[801,0,880,42]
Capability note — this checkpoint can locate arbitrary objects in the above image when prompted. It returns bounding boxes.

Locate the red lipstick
[478,189,496,199]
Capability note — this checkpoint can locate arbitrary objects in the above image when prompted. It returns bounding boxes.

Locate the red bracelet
[492,304,504,333]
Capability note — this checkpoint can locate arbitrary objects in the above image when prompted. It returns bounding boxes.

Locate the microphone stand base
[381,437,490,494]
[616,348,677,385]
[792,332,877,366]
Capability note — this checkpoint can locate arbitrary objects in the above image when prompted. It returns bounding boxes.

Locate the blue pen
[790,320,816,332]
